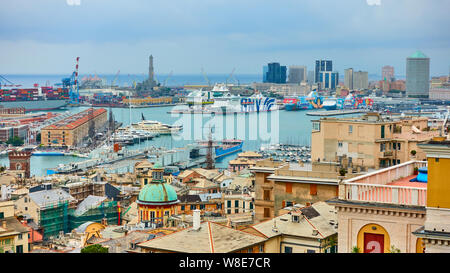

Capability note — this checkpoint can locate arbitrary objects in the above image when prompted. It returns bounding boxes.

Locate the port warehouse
[41,108,108,148]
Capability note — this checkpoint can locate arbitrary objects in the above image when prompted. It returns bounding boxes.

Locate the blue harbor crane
[62,57,80,105]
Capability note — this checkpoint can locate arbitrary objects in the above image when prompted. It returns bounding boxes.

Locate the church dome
[137,183,178,205]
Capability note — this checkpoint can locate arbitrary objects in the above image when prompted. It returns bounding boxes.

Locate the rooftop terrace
[341,161,427,206]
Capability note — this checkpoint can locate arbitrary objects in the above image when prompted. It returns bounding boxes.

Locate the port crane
[225,67,238,86]
[111,70,120,88]
[0,75,22,88]
[62,57,80,105]
[201,67,211,87]
[163,70,173,87]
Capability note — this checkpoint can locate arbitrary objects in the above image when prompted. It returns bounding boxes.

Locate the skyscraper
[344,68,353,90]
[315,60,332,83]
[382,65,395,82]
[288,66,307,84]
[263,65,268,82]
[265,62,287,84]
[353,71,369,90]
[319,71,339,90]
[307,70,315,84]
[406,51,430,98]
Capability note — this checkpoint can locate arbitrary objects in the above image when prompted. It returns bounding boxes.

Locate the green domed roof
[409,50,428,59]
[137,183,178,205]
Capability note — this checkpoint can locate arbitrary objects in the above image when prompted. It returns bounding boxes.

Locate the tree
[6,136,24,146]
[81,244,108,253]
[410,150,417,156]
[389,245,401,253]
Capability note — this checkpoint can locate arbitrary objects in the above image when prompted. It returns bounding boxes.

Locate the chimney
[193,209,201,230]
[1,185,7,201]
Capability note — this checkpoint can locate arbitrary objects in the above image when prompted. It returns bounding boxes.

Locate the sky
[0,0,449,77]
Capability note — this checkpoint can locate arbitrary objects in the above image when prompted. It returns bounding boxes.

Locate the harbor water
[0,105,362,177]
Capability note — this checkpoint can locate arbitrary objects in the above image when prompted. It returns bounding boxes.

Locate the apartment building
[250,158,360,223]
[328,160,427,253]
[311,113,439,170]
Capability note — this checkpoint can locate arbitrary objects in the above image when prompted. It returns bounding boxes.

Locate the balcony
[341,161,427,206]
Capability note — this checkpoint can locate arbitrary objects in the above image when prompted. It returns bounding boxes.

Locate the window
[200,204,205,210]
[398,143,401,150]
[436,158,439,163]
[249,202,253,210]
[381,125,385,138]
[284,246,293,253]
[16,245,23,253]
[227,200,231,207]
[18,234,22,240]
[307,249,316,253]
[310,184,317,195]
[312,122,320,131]
[349,125,353,134]
[0,212,3,219]
[393,142,396,150]
[263,190,271,201]
[285,182,292,193]
[248,248,253,253]
[235,208,239,214]
[216,204,222,209]
[181,205,185,211]
[380,143,385,152]
[235,200,239,208]
[227,209,231,214]
[286,201,293,207]
[264,208,270,218]
[259,245,264,253]
[144,178,148,185]
[25,207,28,211]
[190,205,196,210]
[338,142,343,148]
[242,202,245,209]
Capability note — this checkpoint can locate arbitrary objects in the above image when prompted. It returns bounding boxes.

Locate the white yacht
[130,120,182,135]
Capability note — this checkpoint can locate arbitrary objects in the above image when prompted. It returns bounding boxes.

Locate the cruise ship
[130,120,183,135]
[283,90,323,111]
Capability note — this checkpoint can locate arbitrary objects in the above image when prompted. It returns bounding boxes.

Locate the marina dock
[306,109,367,116]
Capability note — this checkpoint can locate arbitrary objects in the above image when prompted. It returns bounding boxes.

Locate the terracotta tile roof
[43,108,106,130]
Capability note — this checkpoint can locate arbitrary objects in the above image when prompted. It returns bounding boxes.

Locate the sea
[0,74,363,176]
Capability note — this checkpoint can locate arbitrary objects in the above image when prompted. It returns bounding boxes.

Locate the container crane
[201,67,211,87]
[63,57,80,105]
[163,70,173,86]
[111,70,120,88]
[0,75,22,88]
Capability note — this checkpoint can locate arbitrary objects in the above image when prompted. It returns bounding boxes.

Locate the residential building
[311,113,439,170]
[14,188,77,240]
[244,201,337,253]
[41,108,108,148]
[224,192,254,215]
[250,158,359,223]
[382,65,395,82]
[0,124,29,143]
[0,201,29,253]
[328,160,428,253]
[136,211,266,253]
[406,50,430,98]
[353,71,369,90]
[288,66,307,84]
[413,139,450,252]
[344,68,353,90]
[177,193,223,216]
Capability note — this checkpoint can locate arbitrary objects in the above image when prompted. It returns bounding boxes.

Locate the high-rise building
[344,68,353,90]
[315,60,332,83]
[262,66,268,82]
[319,71,339,90]
[353,71,369,90]
[382,65,395,82]
[287,66,307,84]
[307,70,315,84]
[406,51,430,98]
[265,62,287,84]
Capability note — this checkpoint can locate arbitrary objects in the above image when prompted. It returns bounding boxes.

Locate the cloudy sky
[0,0,449,77]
